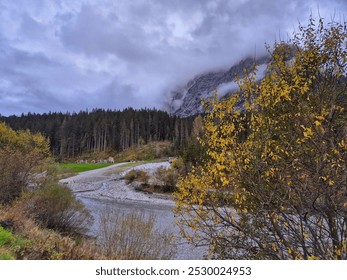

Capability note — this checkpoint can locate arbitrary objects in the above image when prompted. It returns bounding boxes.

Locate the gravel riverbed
[60,161,207,259]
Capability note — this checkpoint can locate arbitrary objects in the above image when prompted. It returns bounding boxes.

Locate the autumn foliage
[0,122,51,204]
[175,18,347,259]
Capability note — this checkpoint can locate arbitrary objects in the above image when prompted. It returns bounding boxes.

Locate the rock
[169,55,271,117]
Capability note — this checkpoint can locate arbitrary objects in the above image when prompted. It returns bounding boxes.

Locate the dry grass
[114,141,174,162]
[99,209,176,259]
[0,201,104,260]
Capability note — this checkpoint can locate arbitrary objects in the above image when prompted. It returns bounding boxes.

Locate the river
[61,162,207,260]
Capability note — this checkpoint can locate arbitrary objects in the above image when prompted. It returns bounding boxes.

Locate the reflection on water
[78,196,207,260]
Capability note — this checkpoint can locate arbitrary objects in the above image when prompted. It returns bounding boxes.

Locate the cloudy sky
[0,0,346,116]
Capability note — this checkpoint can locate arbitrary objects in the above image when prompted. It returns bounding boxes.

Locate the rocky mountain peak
[168,55,271,117]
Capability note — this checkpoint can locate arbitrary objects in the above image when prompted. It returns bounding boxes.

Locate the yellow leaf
[314,120,321,126]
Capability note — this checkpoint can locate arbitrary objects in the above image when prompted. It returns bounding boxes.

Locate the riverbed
[60,162,207,259]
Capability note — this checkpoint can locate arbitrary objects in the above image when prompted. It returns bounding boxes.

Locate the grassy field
[58,163,112,173]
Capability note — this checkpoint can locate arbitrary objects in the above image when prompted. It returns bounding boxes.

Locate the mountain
[168,55,271,117]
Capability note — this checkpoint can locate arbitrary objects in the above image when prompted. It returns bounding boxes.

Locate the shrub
[124,169,149,185]
[154,167,178,192]
[0,202,101,260]
[24,183,92,236]
[0,122,50,204]
[99,209,175,259]
[175,17,347,259]
[123,170,137,183]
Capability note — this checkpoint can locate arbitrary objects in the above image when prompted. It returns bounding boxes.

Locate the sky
[0,0,346,116]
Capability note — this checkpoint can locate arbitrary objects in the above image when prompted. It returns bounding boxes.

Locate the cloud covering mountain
[0,0,346,116]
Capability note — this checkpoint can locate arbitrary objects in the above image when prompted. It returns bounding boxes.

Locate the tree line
[0,108,194,159]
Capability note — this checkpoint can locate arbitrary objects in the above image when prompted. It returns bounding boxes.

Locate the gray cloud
[60,5,156,62]
[0,0,346,116]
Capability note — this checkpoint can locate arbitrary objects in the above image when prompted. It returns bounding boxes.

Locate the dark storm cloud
[0,0,346,116]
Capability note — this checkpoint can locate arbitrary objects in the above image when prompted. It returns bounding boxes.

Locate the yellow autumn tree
[175,17,347,259]
[0,122,51,204]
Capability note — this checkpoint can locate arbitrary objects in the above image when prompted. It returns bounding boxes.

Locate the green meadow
[58,163,112,173]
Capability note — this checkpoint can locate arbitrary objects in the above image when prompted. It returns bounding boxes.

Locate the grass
[0,226,13,246]
[0,226,21,260]
[58,163,112,173]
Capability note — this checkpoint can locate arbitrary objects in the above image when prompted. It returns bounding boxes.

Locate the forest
[0,108,194,160]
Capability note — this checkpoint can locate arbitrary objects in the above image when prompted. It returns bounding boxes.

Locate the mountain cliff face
[169,55,271,117]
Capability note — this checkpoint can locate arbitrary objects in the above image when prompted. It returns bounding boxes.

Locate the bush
[24,183,92,236]
[0,192,101,260]
[0,122,50,204]
[175,17,347,259]
[99,210,175,259]
[124,169,149,185]
[154,167,178,192]
[0,200,102,260]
